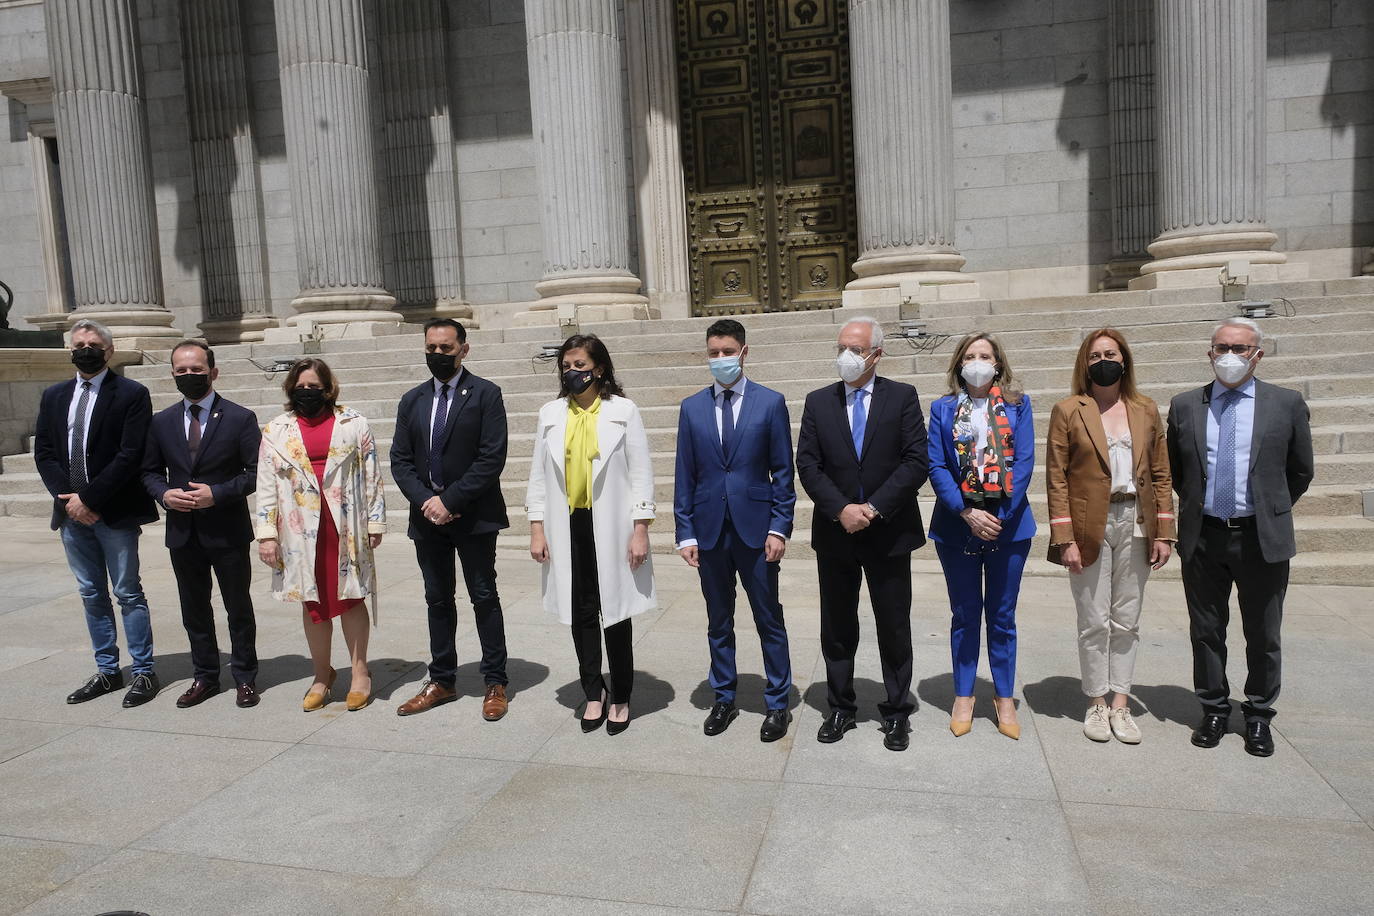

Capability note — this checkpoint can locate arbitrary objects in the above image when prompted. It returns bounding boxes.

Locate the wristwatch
[866,502,882,519]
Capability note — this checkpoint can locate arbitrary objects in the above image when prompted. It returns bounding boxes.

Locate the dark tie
[69,381,92,489]
[188,404,203,461]
[720,389,734,453]
[1213,389,1241,518]
[430,383,450,487]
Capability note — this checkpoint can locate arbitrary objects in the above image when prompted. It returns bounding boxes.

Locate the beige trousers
[1071,499,1151,697]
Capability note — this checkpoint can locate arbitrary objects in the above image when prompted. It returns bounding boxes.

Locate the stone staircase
[3,277,1372,584]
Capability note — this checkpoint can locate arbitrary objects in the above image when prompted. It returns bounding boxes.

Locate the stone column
[625,0,690,320]
[274,0,401,334]
[520,0,650,325]
[1102,0,1155,290]
[45,0,182,347]
[376,0,474,326]
[844,0,977,306]
[182,0,275,343]
[1133,0,1293,289]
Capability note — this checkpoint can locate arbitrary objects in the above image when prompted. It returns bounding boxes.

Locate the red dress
[297,412,363,624]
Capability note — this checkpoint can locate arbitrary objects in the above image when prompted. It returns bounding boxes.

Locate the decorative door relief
[677,0,857,315]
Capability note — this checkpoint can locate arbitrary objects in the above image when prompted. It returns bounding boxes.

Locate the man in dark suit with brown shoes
[1168,318,1314,758]
[142,341,262,709]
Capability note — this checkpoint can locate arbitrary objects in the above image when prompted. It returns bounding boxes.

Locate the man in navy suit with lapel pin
[33,319,161,707]
[142,340,262,708]
[675,319,796,742]
[796,316,929,751]
[392,318,512,721]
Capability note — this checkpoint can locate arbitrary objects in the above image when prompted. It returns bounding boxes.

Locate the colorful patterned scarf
[953,386,1014,506]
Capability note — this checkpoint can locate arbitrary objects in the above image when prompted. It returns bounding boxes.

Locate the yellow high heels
[950,696,975,737]
[302,667,337,712]
[346,668,372,712]
[995,696,1020,740]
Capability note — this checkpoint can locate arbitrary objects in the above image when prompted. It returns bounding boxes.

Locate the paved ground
[2,515,1372,915]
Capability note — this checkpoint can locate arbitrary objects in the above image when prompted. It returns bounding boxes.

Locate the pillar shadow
[1319,65,1374,275]
[689,675,803,714]
[1022,674,1200,728]
[801,676,917,723]
[452,656,551,699]
[554,670,676,718]
[915,673,1005,720]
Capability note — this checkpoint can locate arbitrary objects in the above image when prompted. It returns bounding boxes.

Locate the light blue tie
[851,388,867,457]
[1213,389,1241,518]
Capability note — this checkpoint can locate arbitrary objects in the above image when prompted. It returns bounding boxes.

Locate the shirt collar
[1210,376,1256,400]
[845,375,876,398]
[713,377,748,399]
[75,368,109,390]
[184,390,217,413]
[433,368,466,393]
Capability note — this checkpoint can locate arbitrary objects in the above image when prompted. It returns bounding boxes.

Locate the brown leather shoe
[176,678,221,708]
[397,680,457,717]
[235,682,260,708]
[482,683,508,721]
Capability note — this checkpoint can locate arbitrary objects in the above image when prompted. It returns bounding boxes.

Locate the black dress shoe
[122,672,162,708]
[760,709,791,743]
[67,671,124,704]
[1191,713,1228,748]
[1244,720,1275,757]
[883,717,911,752]
[581,690,608,733]
[176,678,221,708]
[816,710,857,744]
[235,683,260,708]
[703,701,739,736]
[606,705,631,736]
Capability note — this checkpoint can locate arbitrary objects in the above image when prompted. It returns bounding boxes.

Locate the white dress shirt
[67,368,109,462]
[844,375,876,434]
[1204,376,1256,517]
[182,390,218,441]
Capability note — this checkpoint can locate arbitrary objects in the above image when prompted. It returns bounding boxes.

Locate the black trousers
[1182,521,1287,723]
[569,508,633,703]
[816,541,915,721]
[415,529,508,687]
[169,541,258,686]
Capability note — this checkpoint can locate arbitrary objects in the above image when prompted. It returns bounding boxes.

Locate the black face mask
[1088,359,1125,387]
[71,346,107,375]
[290,387,329,417]
[426,351,459,380]
[563,368,596,395]
[175,372,212,401]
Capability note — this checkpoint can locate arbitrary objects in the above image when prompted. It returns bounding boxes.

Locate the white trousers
[1071,499,1151,697]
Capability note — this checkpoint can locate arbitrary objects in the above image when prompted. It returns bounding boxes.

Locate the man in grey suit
[1166,318,1314,758]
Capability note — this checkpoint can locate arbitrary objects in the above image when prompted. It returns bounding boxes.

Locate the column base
[198,315,278,344]
[396,298,478,328]
[280,291,405,340]
[843,270,980,308]
[510,301,660,329]
[1099,258,1148,291]
[1128,260,1308,290]
[25,311,73,334]
[1364,247,1374,276]
[68,308,183,349]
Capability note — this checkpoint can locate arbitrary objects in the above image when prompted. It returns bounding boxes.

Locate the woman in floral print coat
[255,359,386,713]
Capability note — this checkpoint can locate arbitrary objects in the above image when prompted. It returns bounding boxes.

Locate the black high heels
[581,689,608,733]
[606,701,631,736]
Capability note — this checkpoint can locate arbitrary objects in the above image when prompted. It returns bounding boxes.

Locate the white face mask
[960,360,996,389]
[1212,352,1253,386]
[836,349,870,384]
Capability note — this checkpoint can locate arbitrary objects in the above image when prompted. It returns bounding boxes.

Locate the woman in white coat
[527,334,656,735]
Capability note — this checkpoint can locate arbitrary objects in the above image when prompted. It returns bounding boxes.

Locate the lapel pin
[461,389,468,396]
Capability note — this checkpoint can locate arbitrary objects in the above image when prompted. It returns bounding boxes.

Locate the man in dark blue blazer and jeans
[675,319,796,742]
[33,319,160,707]
[142,340,262,708]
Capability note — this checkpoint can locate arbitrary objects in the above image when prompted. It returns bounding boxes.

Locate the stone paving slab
[1,515,1371,914]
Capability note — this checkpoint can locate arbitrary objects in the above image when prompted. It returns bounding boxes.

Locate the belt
[1203,514,1256,530]
[1108,492,1135,504]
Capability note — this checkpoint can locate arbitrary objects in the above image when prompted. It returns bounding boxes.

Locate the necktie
[430,383,450,487]
[188,404,203,461]
[851,388,867,457]
[720,389,734,453]
[1213,389,1241,518]
[69,381,92,489]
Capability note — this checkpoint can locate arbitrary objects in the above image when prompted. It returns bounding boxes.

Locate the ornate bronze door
[676,0,857,315]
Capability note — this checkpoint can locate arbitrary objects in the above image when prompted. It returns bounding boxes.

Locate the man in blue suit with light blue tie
[675,319,796,742]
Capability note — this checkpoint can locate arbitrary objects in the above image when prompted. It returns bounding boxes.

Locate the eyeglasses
[1211,344,1258,356]
[836,346,874,357]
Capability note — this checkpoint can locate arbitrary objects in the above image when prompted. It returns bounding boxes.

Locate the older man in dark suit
[1167,318,1314,757]
[33,319,160,707]
[142,340,262,708]
[796,316,929,751]
[391,318,511,721]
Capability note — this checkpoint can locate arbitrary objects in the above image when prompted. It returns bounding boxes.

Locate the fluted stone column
[182,0,275,343]
[376,0,474,326]
[1133,0,1290,289]
[45,0,181,346]
[520,0,650,325]
[1102,0,1155,290]
[844,0,977,306]
[275,0,401,333]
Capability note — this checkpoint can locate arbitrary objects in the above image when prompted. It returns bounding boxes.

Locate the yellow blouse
[564,396,601,510]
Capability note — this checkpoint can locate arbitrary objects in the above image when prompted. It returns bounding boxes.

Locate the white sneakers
[1083,703,1111,741]
[1084,703,1143,743]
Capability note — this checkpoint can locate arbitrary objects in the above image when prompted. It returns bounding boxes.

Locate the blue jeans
[60,520,155,675]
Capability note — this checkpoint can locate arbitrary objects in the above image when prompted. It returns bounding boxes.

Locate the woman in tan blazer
[1046,328,1175,745]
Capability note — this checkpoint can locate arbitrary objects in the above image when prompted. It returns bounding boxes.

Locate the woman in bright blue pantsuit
[927,333,1036,740]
